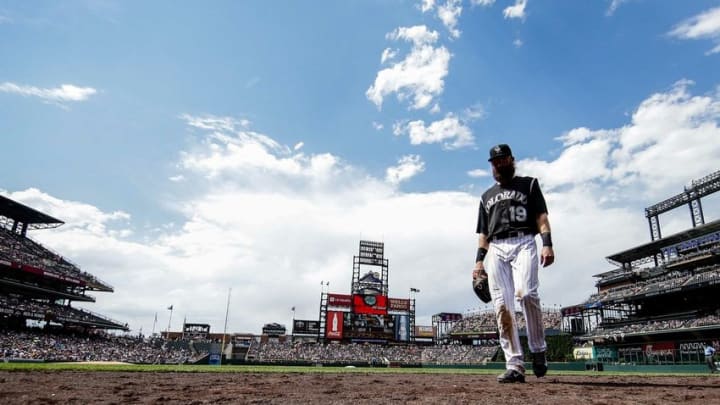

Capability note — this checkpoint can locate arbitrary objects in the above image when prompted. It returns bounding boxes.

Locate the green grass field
[0,362,715,377]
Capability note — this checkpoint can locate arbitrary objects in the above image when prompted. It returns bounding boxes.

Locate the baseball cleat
[531,351,548,378]
[497,369,525,383]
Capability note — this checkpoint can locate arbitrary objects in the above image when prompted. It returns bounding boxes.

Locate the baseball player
[473,144,555,383]
[705,343,716,373]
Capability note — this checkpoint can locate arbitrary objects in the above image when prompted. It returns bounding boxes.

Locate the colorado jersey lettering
[476,176,548,239]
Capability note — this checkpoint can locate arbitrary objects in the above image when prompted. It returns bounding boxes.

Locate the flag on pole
[167,305,173,310]
[154,312,157,322]
[291,306,295,312]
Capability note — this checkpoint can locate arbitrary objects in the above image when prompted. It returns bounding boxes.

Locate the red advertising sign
[325,311,344,339]
[643,341,675,356]
[352,294,388,315]
[327,294,352,308]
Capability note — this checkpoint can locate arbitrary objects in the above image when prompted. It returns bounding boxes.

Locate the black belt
[490,230,529,241]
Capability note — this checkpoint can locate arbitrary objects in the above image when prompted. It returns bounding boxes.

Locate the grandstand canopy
[603,219,720,269]
[0,195,63,228]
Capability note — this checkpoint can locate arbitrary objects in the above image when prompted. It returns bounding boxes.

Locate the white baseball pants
[485,234,546,372]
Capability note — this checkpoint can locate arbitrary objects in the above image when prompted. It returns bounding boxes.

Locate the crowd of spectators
[0,226,110,290]
[0,293,124,329]
[588,313,720,339]
[448,308,562,335]
[419,344,497,364]
[0,328,503,366]
[249,341,419,364]
[584,264,720,304]
[246,341,497,365]
[0,329,191,363]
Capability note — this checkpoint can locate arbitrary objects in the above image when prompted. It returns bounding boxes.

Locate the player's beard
[493,164,515,185]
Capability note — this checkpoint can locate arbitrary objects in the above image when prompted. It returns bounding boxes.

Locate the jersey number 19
[509,206,527,222]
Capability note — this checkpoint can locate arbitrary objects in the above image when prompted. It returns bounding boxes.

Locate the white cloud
[385,155,426,185]
[606,0,628,16]
[180,113,250,132]
[420,0,436,13]
[708,43,720,55]
[393,113,475,149]
[381,48,398,64]
[467,169,490,178]
[513,38,523,48]
[470,0,495,7]
[8,81,719,335]
[5,188,130,236]
[293,142,304,151]
[668,6,720,55]
[7,118,477,333]
[503,0,527,20]
[419,0,463,38]
[437,0,463,39]
[669,7,720,40]
[372,121,384,131]
[524,79,720,202]
[178,114,322,182]
[387,25,439,47]
[463,103,486,120]
[0,82,97,106]
[366,25,451,110]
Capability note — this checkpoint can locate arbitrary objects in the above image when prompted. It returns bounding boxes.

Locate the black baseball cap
[488,144,513,161]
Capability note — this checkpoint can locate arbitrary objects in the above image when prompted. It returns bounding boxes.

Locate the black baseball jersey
[476,176,548,239]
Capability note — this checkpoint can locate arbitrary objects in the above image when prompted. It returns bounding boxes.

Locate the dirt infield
[1,371,719,404]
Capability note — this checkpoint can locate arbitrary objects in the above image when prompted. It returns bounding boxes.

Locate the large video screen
[352,294,388,315]
[341,312,409,341]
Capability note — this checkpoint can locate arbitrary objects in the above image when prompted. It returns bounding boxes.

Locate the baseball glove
[473,274,492,303]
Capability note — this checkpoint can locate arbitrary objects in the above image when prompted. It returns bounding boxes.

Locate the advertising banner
[208,343,221,365]
[208,353,221,366]
[262,323,286,335]
[394,315,409,342]
[573,347,594,360]
[679,342,705,355]
[415,325,435,339]
[594,347,618,361]
[643,341,675,356]
[618,346,643,362]
[325,311,344,339]
[388,298,410,312]
[293,319,320,335]
[327,294,352,308]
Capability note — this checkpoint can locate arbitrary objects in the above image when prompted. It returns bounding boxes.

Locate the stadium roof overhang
[603,219,720,268]
[0,195,64,228]
[0,277,95,302]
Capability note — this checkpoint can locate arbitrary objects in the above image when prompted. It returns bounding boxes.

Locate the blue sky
[1,0,720,336]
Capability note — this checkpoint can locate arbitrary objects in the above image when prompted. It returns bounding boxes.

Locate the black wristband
[541,232,553,247]
[476,247,488,263]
